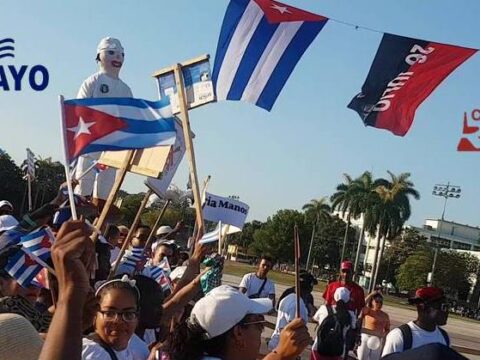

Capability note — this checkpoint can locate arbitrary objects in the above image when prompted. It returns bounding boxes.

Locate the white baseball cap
[189,285,272,339]
[156,225,173,236]
[334,287,351,303]
[0,201,13,210]
[97,37,124,53]
[0,215,18,232]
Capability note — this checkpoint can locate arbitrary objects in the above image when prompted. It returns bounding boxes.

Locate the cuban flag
[117,247,145,275]
[212,0,328,111]
[5,249,43,288]
[61,97,176,163]
[157,256,171,276]
[150,266,173,293]
[20,228,55,263]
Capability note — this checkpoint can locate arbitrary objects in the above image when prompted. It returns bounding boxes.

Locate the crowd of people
[0,184,473,360]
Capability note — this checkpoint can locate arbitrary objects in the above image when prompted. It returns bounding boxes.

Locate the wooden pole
[173,64,204,235]
[91,151,135,242]
[27,174,33,211]
[108,189,153,279]
[294,224,301,318]
[218,221,223,254]
[142,199,171,256]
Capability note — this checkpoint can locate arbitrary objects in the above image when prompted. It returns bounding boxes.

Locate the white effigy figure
[75,37,133,208]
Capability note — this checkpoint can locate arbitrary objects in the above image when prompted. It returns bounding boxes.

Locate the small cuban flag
[5,249,43,288]
[150,266,173,293]
[19,228,55,263]
[212,0,328,111]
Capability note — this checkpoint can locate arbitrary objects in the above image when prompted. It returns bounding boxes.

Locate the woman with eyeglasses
[82,275,148,360]
[357,291,390,360]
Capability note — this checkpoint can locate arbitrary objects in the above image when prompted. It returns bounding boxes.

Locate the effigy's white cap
[97,37,124,54]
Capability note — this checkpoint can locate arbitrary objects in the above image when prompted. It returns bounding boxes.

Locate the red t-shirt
[322,281,365,315]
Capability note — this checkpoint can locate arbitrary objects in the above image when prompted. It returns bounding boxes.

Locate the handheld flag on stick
[294,224,301,318]
[348,33,477,136]
[212,0,328,111]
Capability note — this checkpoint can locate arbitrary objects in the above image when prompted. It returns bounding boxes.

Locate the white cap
[189,285,272,339]
[156,225,173,236]
[334,287,351,303]
[97,37,124,53]
[0,215,18,232]
[169,266,186,282]
[0,201,13,210]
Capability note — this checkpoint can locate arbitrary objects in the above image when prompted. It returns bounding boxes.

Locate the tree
[302,197,331,270]
[377,228,429,289]
[0,151,25,216]
[435,250,477,300]
[32,157,65,210]
[249,209,311,263]
[330,174,356,265]
[229,220,264,249]
[369,171,420,291]
[311,214,356,275]
[396,250,432,290]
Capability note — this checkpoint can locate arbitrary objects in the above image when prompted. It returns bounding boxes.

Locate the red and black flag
[348,33,477,136]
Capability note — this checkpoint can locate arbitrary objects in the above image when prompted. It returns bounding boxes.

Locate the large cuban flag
[212,0,328,111]
[62,97,176,163]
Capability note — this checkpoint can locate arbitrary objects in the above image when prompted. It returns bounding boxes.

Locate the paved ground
[223,274,480,359]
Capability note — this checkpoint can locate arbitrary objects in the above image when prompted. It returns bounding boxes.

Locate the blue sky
[1,0,479,227]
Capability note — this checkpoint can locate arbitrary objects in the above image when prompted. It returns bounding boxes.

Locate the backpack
[316,306,346,356]
[398,323,450,351]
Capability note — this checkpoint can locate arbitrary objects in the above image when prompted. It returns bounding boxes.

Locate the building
[411,219,480,251]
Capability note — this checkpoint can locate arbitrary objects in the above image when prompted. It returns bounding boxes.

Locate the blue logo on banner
[0,38,49,91]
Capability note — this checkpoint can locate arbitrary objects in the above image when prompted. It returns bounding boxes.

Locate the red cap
[409,287,445,304]
[340,260,353,271]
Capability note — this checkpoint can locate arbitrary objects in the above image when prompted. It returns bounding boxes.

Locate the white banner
[203,192,249,230]
[145,121,186,198]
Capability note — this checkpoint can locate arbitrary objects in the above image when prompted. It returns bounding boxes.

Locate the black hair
[96,275,140,308]
[132,275,164,312]
[334,300,351,327]
[137,224,151,231]
[367,293,384,308]
[166,314,252,360]
[260,255,273,264]
[105,224,119,240]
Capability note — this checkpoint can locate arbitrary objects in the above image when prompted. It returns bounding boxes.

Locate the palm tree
[302,197,331,270]
[330,174,356,264]
[348,171,379,274]
[368,171,420,292]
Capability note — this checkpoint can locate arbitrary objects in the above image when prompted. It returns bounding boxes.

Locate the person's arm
[169,231,207,294]
[161,272,204,323]
[39,220,95,360]
[381,328,404,357]
[239,274,249,294]
[263,318,311,360]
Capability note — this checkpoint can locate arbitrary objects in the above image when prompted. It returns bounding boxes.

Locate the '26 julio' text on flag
[212,0,328,111]
[61,97,176,163]
[348,33,477,136]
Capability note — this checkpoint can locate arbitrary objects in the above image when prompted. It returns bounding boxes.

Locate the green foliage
[311,214,356,273]
[32,158,65,209]
[229,220,263,249]
[378,228,429,286]
[435,250,477,300]
[249,209,311,263]
[0,151,25,215]
[396,250,432,290]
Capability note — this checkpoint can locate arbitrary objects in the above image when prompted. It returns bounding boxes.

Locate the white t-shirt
[239,273,275,299]
[82,337,140,360]
[382,321,448,357]
[268,293,308,350]
[77,71,133,98]
[311,305,357,354]
[129,334,150,359]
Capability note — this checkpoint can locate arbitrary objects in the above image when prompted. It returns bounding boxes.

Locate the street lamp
[430,182,461,285]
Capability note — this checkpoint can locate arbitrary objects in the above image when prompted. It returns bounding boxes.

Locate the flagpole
[218,220,223,254]
[74,160,99,181]
[27,174,33,211]
[143,199,171,257]
[294,224,301,318]
[173,64,204,235]
[59,95,78,220]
